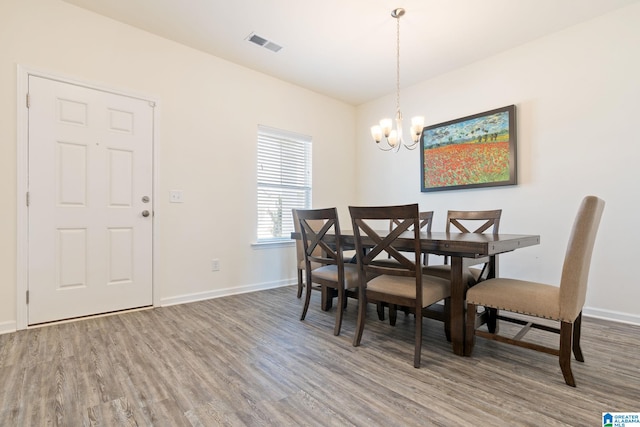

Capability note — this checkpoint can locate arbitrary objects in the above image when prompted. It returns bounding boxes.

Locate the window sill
[251,240,295,250]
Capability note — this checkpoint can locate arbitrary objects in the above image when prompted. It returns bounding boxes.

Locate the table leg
[321,286,333,311]
[486,255,498,333]
[450,256,465,356]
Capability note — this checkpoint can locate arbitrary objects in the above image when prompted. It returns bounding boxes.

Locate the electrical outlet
[211,259,220,271]
[169,190,183,203]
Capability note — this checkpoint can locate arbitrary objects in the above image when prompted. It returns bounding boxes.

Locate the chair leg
[300,272,312,321]
[559,321,576,387]
[443,298,451,342]
[572,312,584,362]
[414,307,422,368]
[376,302,385,321]
[297,269,303,298]
[321,285,332,311]
[486,307,499,333]
[334,286,344,336]
[353,294,366,347]
[389,304,397,326]
[464,302,478,356]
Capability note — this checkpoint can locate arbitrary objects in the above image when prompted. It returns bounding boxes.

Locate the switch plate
[169,190,183,203]
[211,259,220,271]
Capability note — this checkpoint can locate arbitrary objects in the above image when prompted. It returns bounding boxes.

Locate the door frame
[16,65,161,330]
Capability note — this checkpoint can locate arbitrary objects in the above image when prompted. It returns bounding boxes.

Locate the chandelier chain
[396,13,401,114]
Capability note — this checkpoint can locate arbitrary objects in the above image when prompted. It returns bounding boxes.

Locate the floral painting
[420,105,517,192]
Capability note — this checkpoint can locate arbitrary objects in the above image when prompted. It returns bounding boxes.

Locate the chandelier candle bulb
[371,125,383,142]
[411,116,425,142]
[380,118,393,137]
[388,130,399,147]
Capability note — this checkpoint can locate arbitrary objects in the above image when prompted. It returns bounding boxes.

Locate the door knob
[142,210,150,217]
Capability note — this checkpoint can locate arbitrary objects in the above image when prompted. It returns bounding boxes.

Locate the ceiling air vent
[246,32,283,53]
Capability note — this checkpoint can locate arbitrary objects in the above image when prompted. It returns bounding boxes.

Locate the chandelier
[371,8,424,152]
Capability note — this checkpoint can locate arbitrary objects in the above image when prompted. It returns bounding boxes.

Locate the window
[257,125,312,242]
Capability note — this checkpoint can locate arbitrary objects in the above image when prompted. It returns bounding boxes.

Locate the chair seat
[422,264,478,284]
[367,274,450,307]
[466,278,561,321]
[312,263,360,288]
[299,259,322,271]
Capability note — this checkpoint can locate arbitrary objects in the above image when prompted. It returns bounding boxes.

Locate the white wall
[2,0,638,332]
[0,0,357,332]
[356,3,640,323]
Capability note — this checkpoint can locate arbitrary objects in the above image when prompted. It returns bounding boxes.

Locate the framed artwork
[420,105,517,192]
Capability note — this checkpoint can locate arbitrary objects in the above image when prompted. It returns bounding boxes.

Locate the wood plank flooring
[1,286,639,426]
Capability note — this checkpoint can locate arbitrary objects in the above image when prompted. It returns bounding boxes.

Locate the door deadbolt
[142,196,150,203]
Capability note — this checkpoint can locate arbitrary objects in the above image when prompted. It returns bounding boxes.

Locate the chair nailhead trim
[470,303,560,321]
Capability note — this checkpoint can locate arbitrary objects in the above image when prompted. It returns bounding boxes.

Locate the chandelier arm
[376,141,397,151]
[403,140,420,150]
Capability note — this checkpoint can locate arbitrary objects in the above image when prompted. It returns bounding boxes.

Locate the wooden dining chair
[375,211,442,327]
[423,209,502,285]
[349,204,451,368]
[384,211,434,266]
[464,196,605,386]
[297,207,359,336]
[421,209,502,333]
[292,209,323,298]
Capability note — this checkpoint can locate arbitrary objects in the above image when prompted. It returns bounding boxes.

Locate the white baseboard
[160,279,295,307]
[583,306,640,326]
[1,287,635,335]
[0,320,17,335]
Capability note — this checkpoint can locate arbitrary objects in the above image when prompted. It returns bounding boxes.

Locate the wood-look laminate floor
[1,286,639,426]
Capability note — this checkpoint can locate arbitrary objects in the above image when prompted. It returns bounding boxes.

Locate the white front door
[27,76,154,325]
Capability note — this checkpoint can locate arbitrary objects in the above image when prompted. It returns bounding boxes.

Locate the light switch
[169,190,183,203]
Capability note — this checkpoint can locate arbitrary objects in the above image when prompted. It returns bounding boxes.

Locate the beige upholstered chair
[297,208,359,336]
[349,204,451,368]
[464,196,605,387]
[292,209,323,298]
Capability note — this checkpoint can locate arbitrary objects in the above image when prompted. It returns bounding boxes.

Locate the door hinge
[26,192,30,206]
[26,93,30,108]
[26,290,29,304]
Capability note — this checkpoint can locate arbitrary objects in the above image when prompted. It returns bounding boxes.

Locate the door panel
[28,76,153,325]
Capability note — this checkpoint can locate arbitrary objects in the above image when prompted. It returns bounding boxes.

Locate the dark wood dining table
[293,230,540,356]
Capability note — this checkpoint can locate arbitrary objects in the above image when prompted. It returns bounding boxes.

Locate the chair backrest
[296,207,346,272]
[389,211,433,233]
[559,196,605,321]
[442,209,501,265]
[389,211,433,264]
[446,209,502,234]
[292,209,324,266]
[350,204,423,283]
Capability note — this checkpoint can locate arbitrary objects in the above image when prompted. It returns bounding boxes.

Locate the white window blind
[257,125,312,242]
